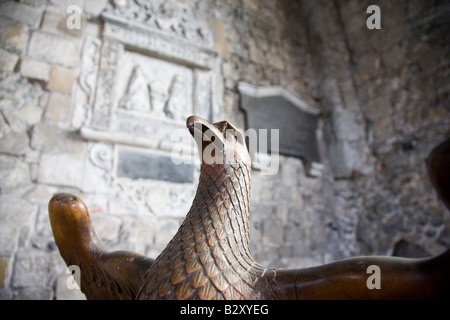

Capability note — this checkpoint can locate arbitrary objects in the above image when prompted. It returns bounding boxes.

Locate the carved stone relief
[91,39,124,131]
[104,0,213,47]
[75,0,220,191]
[89,143,114,172]
[118,65,151,113]
[102,0,217,70]
[72,36,102,129]
[77,0,219,139]
[114,51,194,123]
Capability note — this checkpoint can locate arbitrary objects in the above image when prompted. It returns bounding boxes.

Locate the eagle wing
[49,193,154,300]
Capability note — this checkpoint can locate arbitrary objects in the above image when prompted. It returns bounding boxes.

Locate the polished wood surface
[49,116,450,299]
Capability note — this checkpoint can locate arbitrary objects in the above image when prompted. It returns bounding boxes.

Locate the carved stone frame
[238,82,324,177]
[74,3,221,155]
[71,1,223,197]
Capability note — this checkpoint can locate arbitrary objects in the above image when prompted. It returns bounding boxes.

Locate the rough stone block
[372,115,395,142]
[262,216,284,244]
[84,0,107,17]
[144,186,171,214]
[83,20,102,37]
[14,287,54,300]
[44,91,72,123]
[284,223,309,244]
[0,18,28,55]
[0,112,10,140]
[30,122,84,154]
[90,214,121,242]
[279,256,320,269]
[327,140,354,179]
[24,184,58,206]
[0,256,11,288]
[249,218,263,242]
[363,94,392,121]
[382,44,405,70]
[280,158,300,187]
[19,0,48,7]
[154,219,180,245]
[108,196,139,216]
[332,107,365,141]
[3,93,43,131]
[0,1,44,29]
[22,105,45,127]
[249,39,266,65]
[27,31,81,68]
[355,54,382,80]
[0,130,29,156]
[50,0,85,10]
[80,155,113,194]
[210,18,229,59]
[37,152,85,188]
[47,66,79,94]
[20,58,52,81]
[11,249,60,289]
[41,6,85,38]
[0,48,18,74]
[120,217,157,245]
[0,200,37,254]
[266,49,285,70]
[0,154,30,190]
[55,275,86,300]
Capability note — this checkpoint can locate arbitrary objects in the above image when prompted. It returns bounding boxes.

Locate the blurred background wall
[0,0,449,299]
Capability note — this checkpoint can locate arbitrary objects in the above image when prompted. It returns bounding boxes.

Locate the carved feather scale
[137,162,267,300]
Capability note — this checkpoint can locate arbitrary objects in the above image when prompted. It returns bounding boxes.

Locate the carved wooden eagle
[49,116,450,299]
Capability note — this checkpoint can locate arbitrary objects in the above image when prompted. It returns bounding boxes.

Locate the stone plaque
[238,83,321,164]
[117,148,195,183]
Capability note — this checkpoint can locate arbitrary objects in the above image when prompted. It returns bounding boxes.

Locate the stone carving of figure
[164,75,187,121]
[119,66,151,113]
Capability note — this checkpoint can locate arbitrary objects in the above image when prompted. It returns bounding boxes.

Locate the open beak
[186,115,249,165]
[187,115,208,137]
[186,115,226,147]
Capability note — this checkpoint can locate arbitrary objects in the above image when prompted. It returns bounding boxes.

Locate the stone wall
[0,0,321,300]
[0,0,449,300]
[341,0,450,256]
[299,0,450,260]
